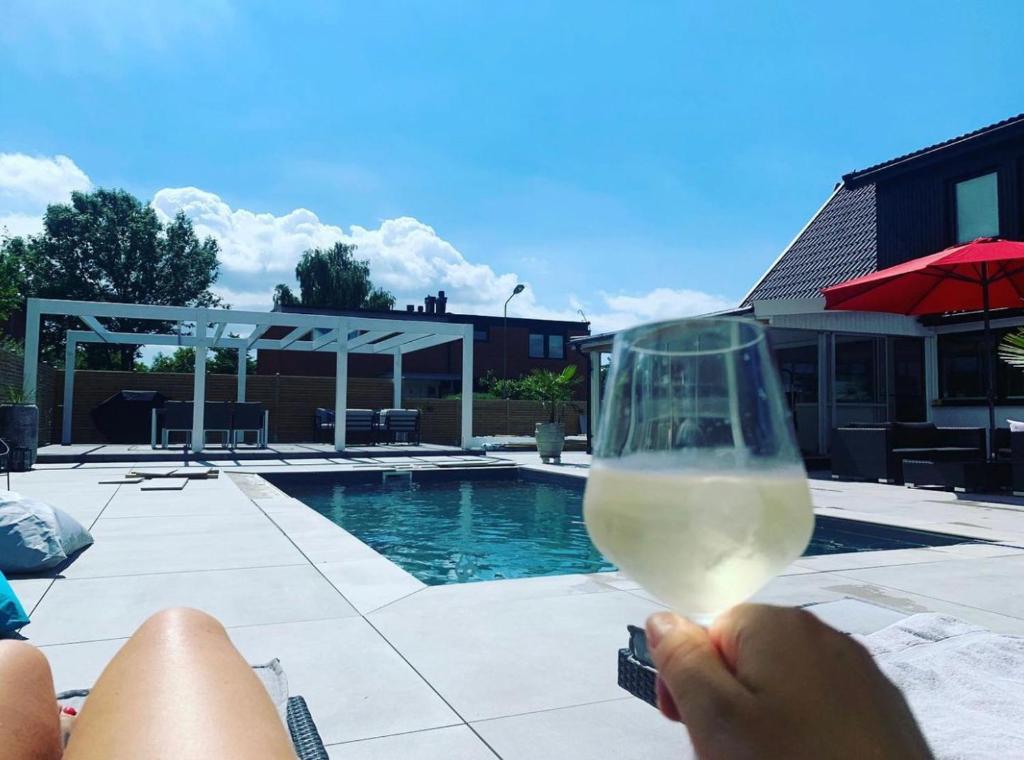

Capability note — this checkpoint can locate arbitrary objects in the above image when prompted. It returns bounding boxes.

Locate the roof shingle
[742,182,877,305]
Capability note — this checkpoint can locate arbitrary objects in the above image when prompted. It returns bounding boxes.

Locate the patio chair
[160,401,194,449]
[378,408,421,445]
[831,422,985,483]
[346,408,377,446]
[232,402,268,448]
[314,408,334,443]
[203,402,233,448]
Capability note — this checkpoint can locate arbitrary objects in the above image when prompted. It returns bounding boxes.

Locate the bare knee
[137,607,227,639]
[0,639,53,680]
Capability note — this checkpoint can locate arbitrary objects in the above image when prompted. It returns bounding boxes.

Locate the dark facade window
[775,344,818,403]
[939,329,1024,401]
[474,327,489,342]
[834,336,885,403]
[548,334,565,359]
[529,333,566,359]
[954,172,999,243]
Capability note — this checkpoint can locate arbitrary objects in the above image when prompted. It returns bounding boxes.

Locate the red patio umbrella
[822,237,1024,456]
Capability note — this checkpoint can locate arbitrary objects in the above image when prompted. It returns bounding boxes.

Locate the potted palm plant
[0,386,38,472]
[521,365,580,463]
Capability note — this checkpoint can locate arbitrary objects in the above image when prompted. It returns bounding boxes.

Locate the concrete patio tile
[472,698,689,760]
[41,637,127,692]
[375,572,612,616]
[9,578,53,614]
[26,565,357,645]
[793,547,949,572]
[59,524,307,578]
[930,542,1024,558]
[326,726,496,760]
[369,588,662,722]
[834,555,1024,620]
[228,617,461,745]
[804,598,907,634]
[89,512,273,537]
[316,557,426,614]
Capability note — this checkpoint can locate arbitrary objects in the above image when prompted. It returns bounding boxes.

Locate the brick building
[257,291,591,399]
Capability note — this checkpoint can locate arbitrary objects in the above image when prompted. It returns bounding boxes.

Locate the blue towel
[0,570,29,635]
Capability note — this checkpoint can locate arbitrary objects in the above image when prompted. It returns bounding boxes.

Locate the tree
[291,242,395,311]
[9,188,222,368]
[0,235,26,324]
[149,342,255,374]
[273,283,299,307]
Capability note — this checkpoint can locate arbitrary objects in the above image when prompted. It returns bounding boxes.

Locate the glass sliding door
[833,335,888,427]
[774,338,819,455]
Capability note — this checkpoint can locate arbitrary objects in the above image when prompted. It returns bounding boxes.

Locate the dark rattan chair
[346,408,377,446]
[379,408,421,445]
[161,401,194,448]
[286,696,329,760]
[314,408,335,443]
[232,402,267,447]
[204,402,233,448]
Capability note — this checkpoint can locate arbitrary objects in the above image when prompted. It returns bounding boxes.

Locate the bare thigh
[0,640,62,760]
[64,608,296,760]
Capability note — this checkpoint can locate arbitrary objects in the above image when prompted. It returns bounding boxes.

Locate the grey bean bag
[0,491,93,573]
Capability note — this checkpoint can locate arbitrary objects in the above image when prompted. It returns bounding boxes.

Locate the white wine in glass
[583,318,813,622]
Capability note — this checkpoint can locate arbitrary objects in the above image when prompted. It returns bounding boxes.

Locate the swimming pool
[267,469,976,585]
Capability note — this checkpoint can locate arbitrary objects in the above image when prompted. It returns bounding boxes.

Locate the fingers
[646,612,752,729]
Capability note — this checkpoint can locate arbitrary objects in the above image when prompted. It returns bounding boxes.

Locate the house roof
[843,112,1024,183]
[742,182,877,305]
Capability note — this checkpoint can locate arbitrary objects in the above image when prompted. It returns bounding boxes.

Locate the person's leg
[0,640,63,760]
[64,608,296,760]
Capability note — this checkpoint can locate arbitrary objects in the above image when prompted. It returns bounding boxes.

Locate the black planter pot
[0,404,39,471]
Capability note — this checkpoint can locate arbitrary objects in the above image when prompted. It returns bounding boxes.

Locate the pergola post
[589,350,601,435]
[22,299,40,401]
[334,319,349,451]
[61,338,76,445]
[392,350,402,408]
[461,325,473,448]
[191,313,208,450]
[237,348,247,402]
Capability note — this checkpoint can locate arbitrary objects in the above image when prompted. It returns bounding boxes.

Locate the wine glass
[583,317,812,623]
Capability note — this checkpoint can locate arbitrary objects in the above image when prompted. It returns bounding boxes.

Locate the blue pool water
[269,471,974,585]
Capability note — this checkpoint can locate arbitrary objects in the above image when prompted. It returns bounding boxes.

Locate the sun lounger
[378,408,421,445]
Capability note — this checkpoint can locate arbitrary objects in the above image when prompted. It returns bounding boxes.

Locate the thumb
[646,612,752,730]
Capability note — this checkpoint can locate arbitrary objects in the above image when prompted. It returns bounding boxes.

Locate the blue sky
[2,1,1024,331]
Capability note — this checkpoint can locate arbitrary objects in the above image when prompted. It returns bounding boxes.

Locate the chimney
[425,295,437,314]
[417,305,424,313]
[406,304,415,312]
[436,290,447,314]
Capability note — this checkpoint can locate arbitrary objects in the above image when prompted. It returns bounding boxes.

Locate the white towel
[858,614,1024,759]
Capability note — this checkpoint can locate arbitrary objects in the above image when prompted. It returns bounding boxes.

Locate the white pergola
[21,298,474,451]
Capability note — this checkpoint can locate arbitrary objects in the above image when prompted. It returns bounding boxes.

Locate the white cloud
[0,153,92,236]
[1,159,738,335]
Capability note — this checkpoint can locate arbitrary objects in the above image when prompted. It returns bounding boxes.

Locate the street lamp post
[503,284,525,437]
[503,284,525,383]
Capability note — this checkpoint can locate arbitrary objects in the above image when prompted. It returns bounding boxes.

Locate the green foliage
[292,242,395,311]
[480,371,529,400]
[519,365,581,423]
[273,283,299,307]
[149,342,256,375]
[999,329,1024,370]
[7,188,222,369]
[0,385,34,404]
[0,235,27,324]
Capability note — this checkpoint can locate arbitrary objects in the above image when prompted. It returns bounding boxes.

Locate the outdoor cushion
[0,570,29,634]
[1009,419,1024,433]
[892,421,938,448]
[0,492,94,573]
[892,446,983,461]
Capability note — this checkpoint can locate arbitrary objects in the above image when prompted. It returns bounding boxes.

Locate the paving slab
[316,557,426,614]
[26,565,357,645]
[326,726,497,760]
[228,617,461,745]
[370,587,662,722]
[9,578,53,614]
[472,698,689,760]
[60,523,306,579]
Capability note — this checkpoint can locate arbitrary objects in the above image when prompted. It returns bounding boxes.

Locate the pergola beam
[28,298,475,452]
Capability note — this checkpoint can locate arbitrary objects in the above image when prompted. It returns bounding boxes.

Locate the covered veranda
[21,298,475,451]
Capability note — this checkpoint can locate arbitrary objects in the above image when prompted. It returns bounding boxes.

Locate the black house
[577,114,1024,455]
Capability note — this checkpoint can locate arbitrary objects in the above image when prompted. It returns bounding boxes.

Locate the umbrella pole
[982,264,996,461]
